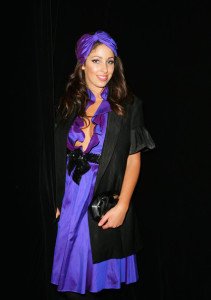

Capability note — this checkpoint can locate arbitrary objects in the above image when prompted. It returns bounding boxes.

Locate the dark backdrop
[8,1,210,299]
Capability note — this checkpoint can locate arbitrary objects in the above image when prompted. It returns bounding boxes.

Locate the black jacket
[54,95,155,263]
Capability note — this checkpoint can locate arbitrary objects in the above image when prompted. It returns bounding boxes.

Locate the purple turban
[76,31,118,65]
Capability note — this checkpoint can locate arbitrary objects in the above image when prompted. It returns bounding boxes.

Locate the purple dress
[51,87,139,294]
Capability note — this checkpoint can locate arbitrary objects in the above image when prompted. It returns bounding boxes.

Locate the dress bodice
[67,86,111,154]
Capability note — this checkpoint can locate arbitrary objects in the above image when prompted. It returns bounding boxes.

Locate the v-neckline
[75,99,104,152]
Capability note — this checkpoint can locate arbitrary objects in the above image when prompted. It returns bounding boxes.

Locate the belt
[67,148,101,185]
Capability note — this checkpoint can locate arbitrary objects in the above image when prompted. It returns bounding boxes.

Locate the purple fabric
[76,31,118,65]
[51,86,139,294]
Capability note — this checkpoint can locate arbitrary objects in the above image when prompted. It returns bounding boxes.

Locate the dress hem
[51,276,139,294]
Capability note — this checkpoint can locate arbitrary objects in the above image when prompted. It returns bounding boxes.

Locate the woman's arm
[56,208,60,219]
[98,152,141,229]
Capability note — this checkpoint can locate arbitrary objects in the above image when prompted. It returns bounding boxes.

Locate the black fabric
[67,148,101,184]
[54,96,151,262]
[129,95,156,154]
[129,126,156,154]
[90,192,119,221]
[54,107,77,210]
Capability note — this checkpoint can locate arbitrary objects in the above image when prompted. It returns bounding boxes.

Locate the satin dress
[51,87,139,294]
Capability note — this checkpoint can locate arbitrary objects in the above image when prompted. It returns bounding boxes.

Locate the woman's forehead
[89,44,115,58]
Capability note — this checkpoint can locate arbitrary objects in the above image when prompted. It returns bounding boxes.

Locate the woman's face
[82,44,115,93]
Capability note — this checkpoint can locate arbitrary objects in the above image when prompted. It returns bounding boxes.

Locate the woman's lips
[96,75,108,81]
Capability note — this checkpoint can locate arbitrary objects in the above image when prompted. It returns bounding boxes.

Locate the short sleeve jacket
[54,95,155,263]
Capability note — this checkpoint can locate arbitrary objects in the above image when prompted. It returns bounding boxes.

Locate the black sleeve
[129,95,156,155]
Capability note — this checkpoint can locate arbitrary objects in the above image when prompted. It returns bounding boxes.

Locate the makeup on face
[82,44,115,95]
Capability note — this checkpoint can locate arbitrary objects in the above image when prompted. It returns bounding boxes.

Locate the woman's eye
[92,59,100,63]
[108,60,114,64]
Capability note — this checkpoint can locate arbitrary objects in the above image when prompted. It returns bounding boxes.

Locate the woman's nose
[100,62,108,73]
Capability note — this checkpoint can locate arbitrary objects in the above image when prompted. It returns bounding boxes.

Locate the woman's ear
[81,64,85,70]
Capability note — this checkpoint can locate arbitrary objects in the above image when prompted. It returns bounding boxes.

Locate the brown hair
[58,41,132,121]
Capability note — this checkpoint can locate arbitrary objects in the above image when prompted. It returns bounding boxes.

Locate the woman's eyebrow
[91,55,114,59]
[91,55,102,58]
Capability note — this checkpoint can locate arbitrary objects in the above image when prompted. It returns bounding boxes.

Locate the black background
[6,0,210,299]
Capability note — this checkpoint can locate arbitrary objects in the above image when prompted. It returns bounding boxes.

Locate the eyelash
[92,59,114,64]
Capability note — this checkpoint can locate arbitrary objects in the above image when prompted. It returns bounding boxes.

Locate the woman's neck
[88,86,104,101]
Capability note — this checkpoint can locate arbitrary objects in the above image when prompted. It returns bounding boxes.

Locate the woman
[51,31,155,299]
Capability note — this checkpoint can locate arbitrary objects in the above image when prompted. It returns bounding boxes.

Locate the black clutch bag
[89,191,119,222]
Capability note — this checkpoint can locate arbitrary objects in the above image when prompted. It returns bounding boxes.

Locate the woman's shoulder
[124,93,143,113]
[54,103,77,130]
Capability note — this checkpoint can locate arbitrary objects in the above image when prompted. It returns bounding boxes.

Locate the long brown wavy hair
[58,41,132,121]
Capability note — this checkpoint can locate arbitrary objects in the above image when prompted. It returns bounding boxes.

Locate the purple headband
[76,31,118,65]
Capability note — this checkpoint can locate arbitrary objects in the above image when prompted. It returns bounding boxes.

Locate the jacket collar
[93,110,123,195]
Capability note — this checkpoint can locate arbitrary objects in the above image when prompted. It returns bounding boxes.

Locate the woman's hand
[98,202,128,230]
[98,152,141,230]
[56,208,60,219]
